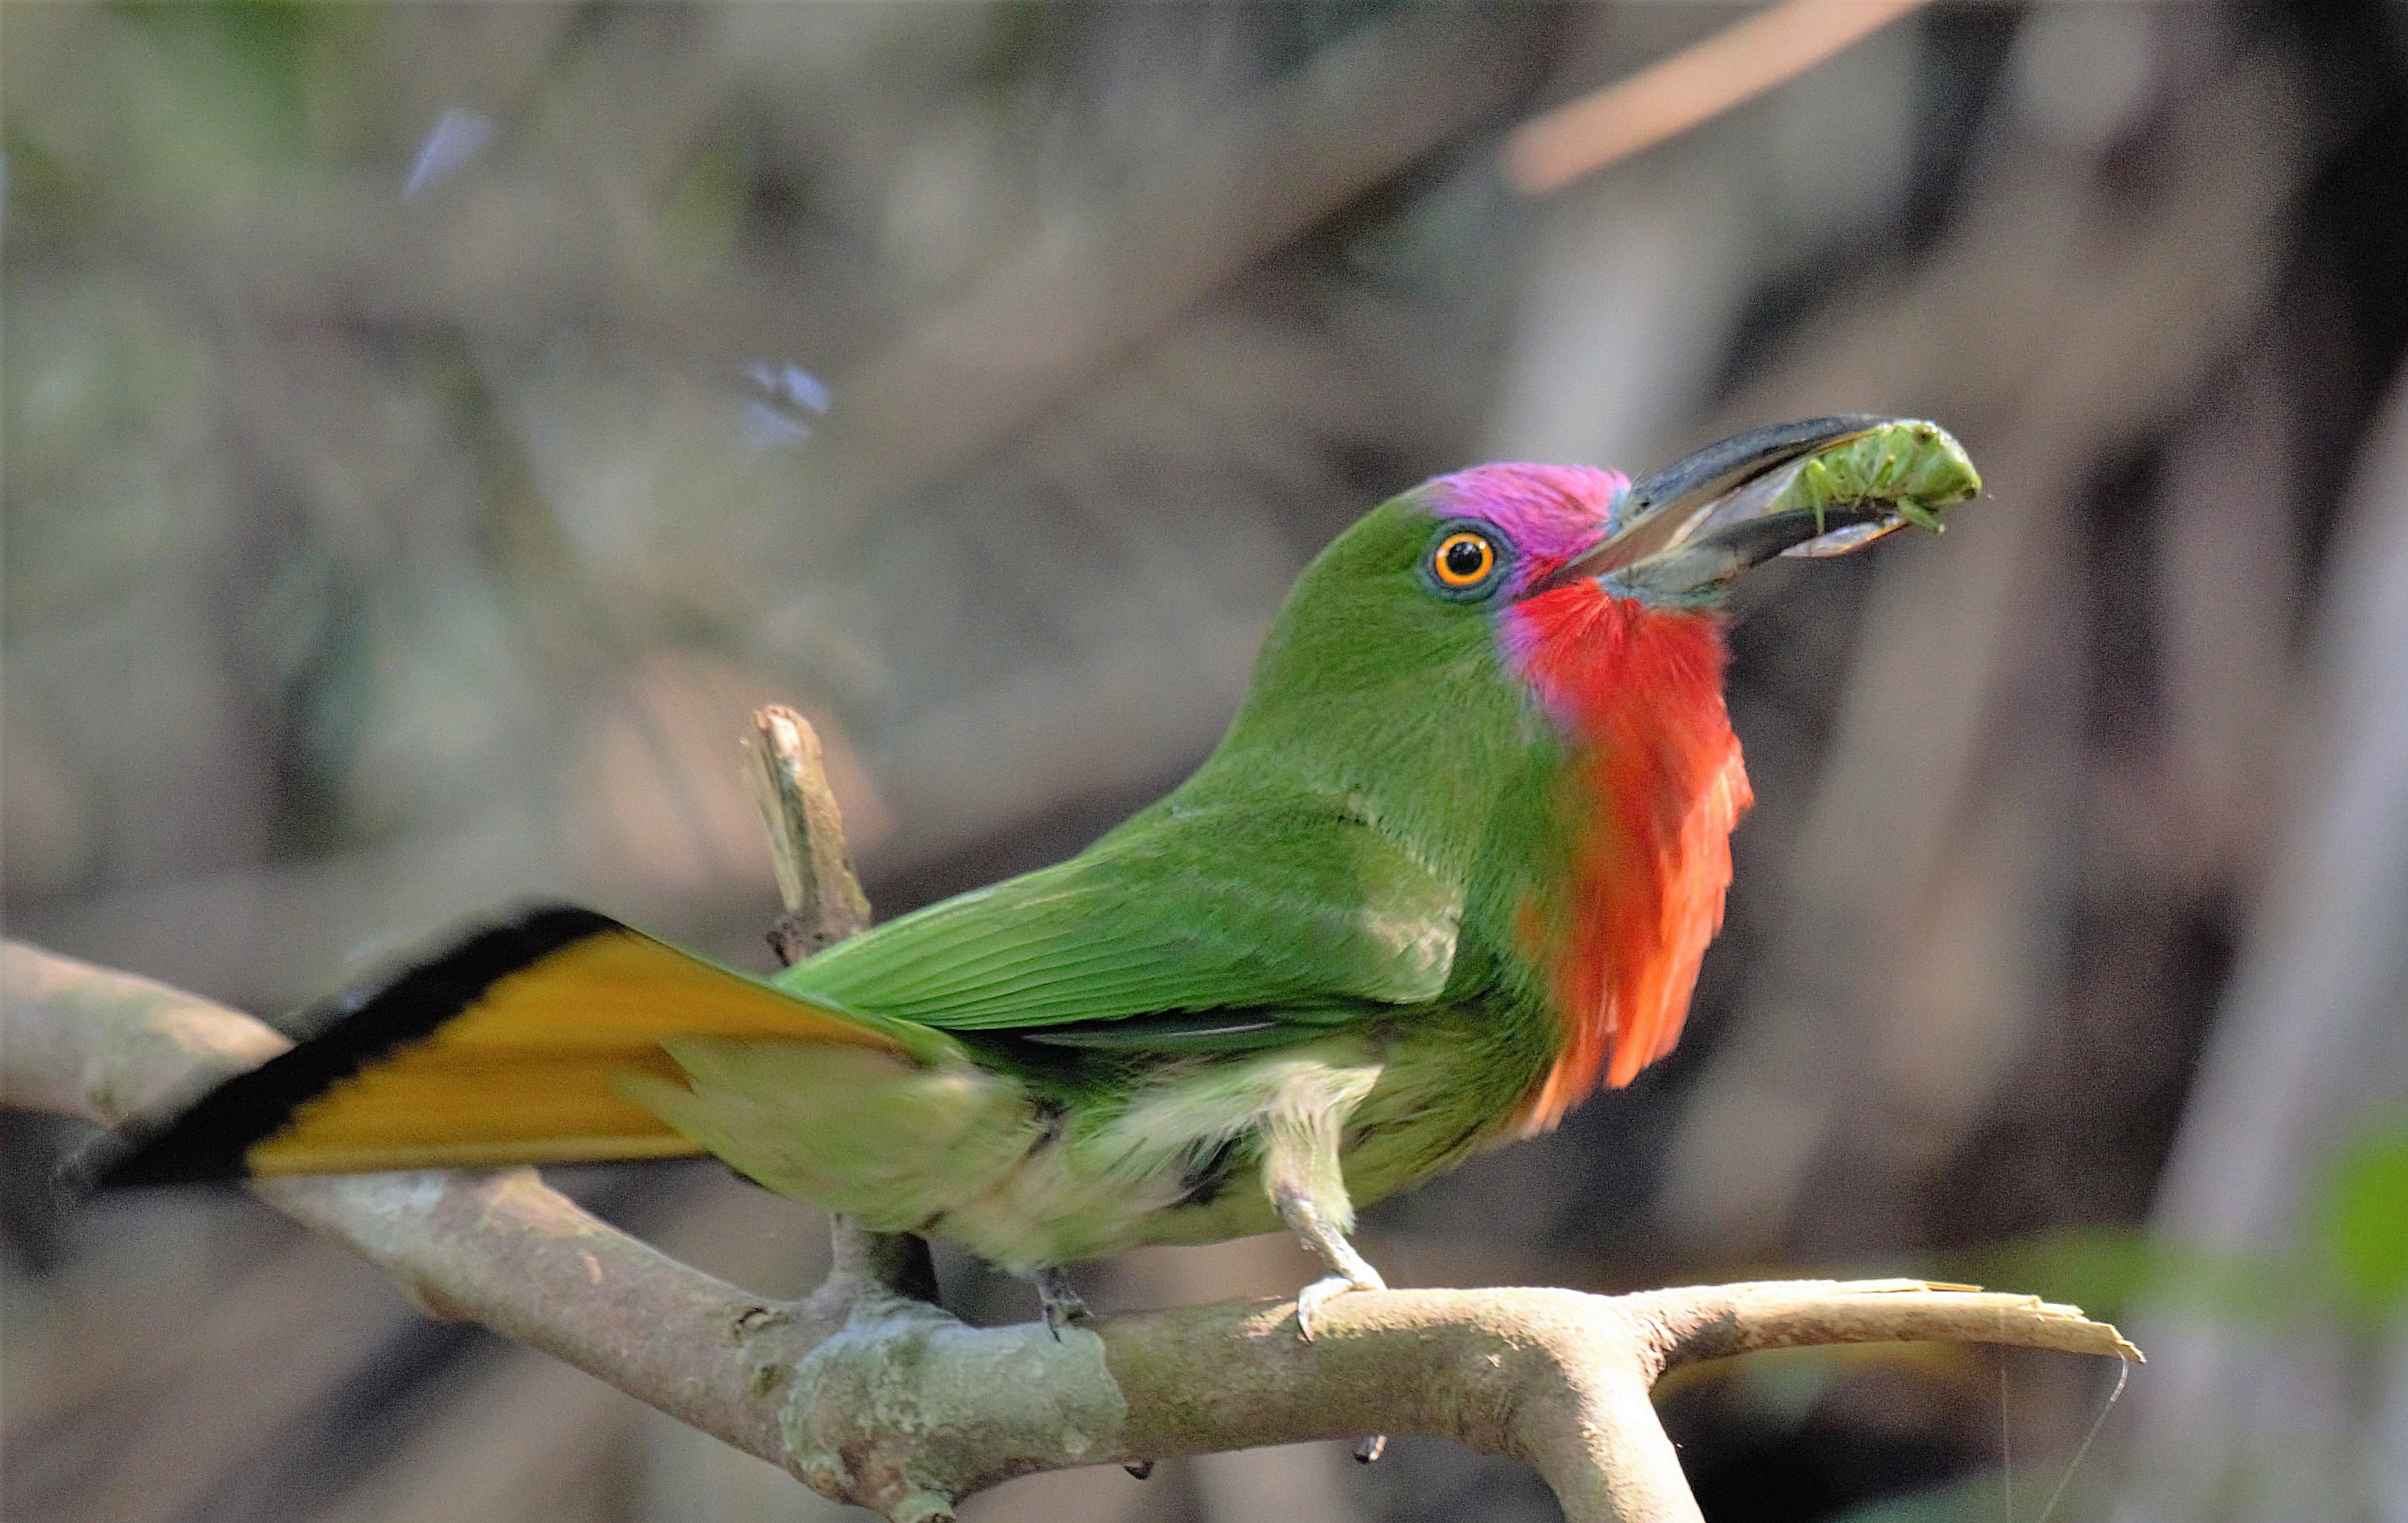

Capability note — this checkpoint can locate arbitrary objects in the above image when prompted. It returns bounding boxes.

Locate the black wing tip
[77,902,631,1195]
[79,1128,246,1191]
[80,1057,309,1192]
[53,1085,255,1198]
[494,902,625,947]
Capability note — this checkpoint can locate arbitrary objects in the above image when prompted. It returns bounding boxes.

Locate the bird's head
[1234,415,1978,743]
[1402,413,1980,617]
[1212,417,1979,1116]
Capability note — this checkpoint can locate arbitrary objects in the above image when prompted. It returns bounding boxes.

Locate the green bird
[101,417,1978,1335]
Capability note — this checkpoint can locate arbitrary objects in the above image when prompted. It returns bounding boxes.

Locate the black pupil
[1444,537,1488,579]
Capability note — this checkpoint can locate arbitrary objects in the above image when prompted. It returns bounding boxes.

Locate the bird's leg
[1035,1266,1091,1339]
[1259,1095,1385,1343]
[1273,1181,1387,1339]
[1264,1111,1392,1463]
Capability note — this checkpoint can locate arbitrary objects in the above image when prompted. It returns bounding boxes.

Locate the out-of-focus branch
[798,9,1542,544]
[1500,0,1930,196]
[2,708,2137,1522]
[2109,361,2408,1523]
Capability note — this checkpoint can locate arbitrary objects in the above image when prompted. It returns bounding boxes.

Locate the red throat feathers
[1504,583,1751,1129]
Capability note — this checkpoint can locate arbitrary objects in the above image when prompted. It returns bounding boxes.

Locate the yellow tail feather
[101,907,910,1184]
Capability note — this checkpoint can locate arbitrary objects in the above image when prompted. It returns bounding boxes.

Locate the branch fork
[0,705,2137,1522]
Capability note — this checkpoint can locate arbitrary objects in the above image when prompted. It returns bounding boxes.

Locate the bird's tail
[92,906,958,1188]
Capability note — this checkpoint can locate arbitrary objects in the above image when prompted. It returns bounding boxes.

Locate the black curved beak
[1533,415,1951,599]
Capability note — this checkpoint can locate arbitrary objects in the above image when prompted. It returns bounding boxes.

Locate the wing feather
[785,799,1463,1037]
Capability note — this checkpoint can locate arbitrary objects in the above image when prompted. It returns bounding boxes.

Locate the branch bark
[2,709,2138,1522]
[745,703,936,1304]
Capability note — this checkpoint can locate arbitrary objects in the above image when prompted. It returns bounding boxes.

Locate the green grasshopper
[1773,418,1981,549]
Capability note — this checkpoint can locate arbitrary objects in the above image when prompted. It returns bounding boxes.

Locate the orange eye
[1432,530,1496,589]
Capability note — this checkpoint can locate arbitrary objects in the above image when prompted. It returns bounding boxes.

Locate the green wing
[779,795,1462,1040]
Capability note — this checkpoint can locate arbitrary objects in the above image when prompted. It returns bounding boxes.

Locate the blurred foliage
[1967,1119,2408,1328]
[2320,1121,2408,1314]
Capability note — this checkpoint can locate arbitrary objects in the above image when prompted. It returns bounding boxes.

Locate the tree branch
[744,704,938,1304]
[745,705,874,961]
[2,710,2138,1522]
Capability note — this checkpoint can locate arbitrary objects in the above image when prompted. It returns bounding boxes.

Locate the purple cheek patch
[1427,463,1629,596]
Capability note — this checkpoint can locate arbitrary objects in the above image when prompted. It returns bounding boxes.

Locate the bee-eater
[101,417,1978,1335]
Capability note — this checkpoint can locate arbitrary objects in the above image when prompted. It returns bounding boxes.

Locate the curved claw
[1037,1267,1092,1340]
[1294,1267,1385,1342]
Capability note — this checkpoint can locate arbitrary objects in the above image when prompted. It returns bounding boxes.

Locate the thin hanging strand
[2031,1358,2131,1523]
[2000,1349,2015,1523]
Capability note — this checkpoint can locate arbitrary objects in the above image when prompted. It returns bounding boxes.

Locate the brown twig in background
[1500,0,1931,196]
[2,709,2135,1522]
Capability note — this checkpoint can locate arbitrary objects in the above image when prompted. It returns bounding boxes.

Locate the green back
[780,492,1570,1048]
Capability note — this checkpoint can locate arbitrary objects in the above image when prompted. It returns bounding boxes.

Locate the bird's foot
[1037,1267,1091,1340]
[1354,1435,1387,1464]
[1293,1265,1384,1343]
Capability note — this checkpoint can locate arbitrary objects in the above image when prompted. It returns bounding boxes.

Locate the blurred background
[6,2,2406,1521]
